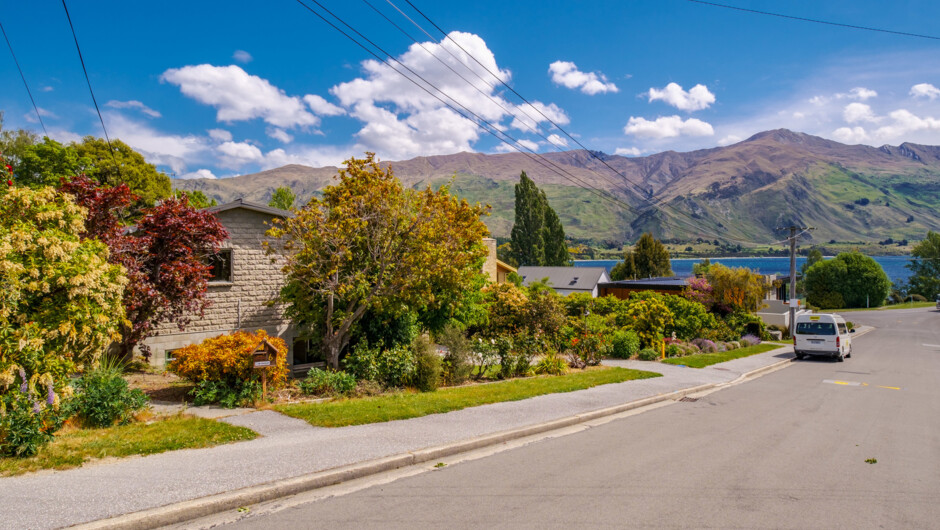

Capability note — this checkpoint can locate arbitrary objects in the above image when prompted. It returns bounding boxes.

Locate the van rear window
[796,322,836,335]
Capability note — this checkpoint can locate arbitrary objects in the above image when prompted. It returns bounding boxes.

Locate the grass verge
[0,416,257,477]
[277,366,661,428]
[836,301,936,312]
[662,343,782,369]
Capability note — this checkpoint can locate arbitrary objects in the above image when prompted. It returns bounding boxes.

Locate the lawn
[661,343,783,369]
[0,416,257,477]
[277,366,661,428]
[835,301,936,312]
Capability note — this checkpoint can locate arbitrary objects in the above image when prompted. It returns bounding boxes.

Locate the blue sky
[3,0,940,180]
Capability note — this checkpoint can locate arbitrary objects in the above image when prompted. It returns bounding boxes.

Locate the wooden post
[262,370,267,401]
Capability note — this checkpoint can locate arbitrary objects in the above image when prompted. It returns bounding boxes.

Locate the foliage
[172,190,216,209]
[479,282,529,336]
[268,186,296,211]
[61,176,228,359]
[0,183,126,384]
[636,348,660,361]
[299,368,356,397]
[611,233,673,280]
[342,341,416,388]
[169,330,289,398]
[73,137,171,205]
[510,171,546,266]
[705,263,768,313]
[71,357,148,427]
[277,367,661,428]
[436,324,472,386]
[470,338,499,380]
[692,257,712,277]
[542,203,569,266]
[353,308,419,352]
[656,293,718,340]
[0,369,68,457]
[13,137,83,188]
[609,329,640,359]
[191,379,261,408]
[412,336,442,392]
[739,334,762,347]
[534,352,568,375]
[625,296,674,350]
[683,276,714,307]
[804,251,891,309]
[267,154,490,369]
[906,231,940,300]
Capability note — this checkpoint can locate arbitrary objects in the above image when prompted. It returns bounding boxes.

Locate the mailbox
[252,339,279,369]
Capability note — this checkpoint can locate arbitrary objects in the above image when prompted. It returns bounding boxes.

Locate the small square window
[207,249,233,283]
[165,348,179,363]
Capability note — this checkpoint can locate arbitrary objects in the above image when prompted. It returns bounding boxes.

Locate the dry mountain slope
[174,129,940,244]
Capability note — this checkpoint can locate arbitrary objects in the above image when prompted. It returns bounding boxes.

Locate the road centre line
[922,343,940,348]
[822,379,900,390]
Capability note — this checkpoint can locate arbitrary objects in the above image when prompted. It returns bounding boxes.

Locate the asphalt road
[224,307,940,529]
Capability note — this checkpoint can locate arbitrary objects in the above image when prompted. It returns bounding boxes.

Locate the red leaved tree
[61,175,228,360]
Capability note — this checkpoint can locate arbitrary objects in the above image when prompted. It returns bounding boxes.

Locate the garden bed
[661,343,783,368]
[0,415,256,477]
[124,371,194,403]
[276,366,661,427]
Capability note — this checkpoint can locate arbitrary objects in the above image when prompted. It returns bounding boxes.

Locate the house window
[165,348,180,364]
[207,249,233,283]
[293,338,326,365]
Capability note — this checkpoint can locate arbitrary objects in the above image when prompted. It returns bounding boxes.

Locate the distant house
[482,238,517,283]
[141,199,298,367]
[517,266,611,297]
[598,276,689,299]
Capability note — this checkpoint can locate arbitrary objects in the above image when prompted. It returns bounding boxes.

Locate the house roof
[203,198,293,218]
[517,266,609,291]
[598,276,689,290]
[496,259,517,273]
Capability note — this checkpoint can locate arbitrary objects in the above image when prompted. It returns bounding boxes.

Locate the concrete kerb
[73,355,797,530]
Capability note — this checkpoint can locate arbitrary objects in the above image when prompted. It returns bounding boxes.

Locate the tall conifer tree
[542,197,569,266]
[510,171,546,266]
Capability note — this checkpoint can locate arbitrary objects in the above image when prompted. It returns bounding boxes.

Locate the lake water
[575,255,914,283]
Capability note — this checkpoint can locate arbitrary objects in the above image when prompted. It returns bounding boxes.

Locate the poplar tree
[542,204,569,266]
[510,172,546,266]
[611,233,673,280]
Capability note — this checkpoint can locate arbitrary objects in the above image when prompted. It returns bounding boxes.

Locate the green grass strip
[835,301,935,312]
[277,367,661,428]
[662,343,782,369]
[0,416,257,477]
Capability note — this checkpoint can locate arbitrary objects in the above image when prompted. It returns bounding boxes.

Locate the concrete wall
[142,208,295,366]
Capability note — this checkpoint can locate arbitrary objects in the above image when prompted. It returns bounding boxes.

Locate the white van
[793,313,853,362]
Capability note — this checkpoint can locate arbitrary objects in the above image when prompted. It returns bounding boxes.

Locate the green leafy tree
[268,186,296,210]
[906,231,940,300]
[172,190,216,209]
[0,115,39,172]
[804,251,890,309]
[13,137,84,188]
[611,233,673,280]
[706,263,768,313]
[266,154,490,369]
[74,137,171,205]
[510,171,546,266]
[542,204,569,266]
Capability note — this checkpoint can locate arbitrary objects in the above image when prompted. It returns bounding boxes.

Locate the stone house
[141,199,297,367]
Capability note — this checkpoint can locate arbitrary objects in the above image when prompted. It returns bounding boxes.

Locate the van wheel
[836,352,845,362]
[794,352,804,360]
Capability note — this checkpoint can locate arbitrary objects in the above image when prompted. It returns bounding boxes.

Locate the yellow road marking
[877,385,901,390]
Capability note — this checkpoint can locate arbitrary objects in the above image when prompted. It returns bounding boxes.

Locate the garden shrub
[342,341,416,388]
[169,330,289,406]
[299,368,356,397]
[495,336,531,379]
[0,368,68,458]
[191,380,261,408]
[625,296,674,350]
[534,352,568,375]
[609,330,640,359]
[665,344,682,358]
[353,379,384,397]
[470,337,499,380]
[412,336,441,392]
[637,348,660,361]
[71,357,148,427]
[436,325,472,386]
[739,334,762,347]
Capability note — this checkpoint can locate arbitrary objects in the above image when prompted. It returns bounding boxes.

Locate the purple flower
[18,368,27,393]
[32,401,41,414]
[47,383,55,405]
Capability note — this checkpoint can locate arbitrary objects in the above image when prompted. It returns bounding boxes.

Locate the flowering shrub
[169,330,289,394]
[740,334,762,347]
[0,366,68,457]
[625,297,674,351]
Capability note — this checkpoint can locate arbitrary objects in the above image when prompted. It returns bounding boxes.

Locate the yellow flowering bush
[168,330,289,390]
[0,185,127,390]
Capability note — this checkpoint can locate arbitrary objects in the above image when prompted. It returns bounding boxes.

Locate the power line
[61,0,119,169]
[294,0,649,226]
[685,0,940,41]
[0,19,47,137]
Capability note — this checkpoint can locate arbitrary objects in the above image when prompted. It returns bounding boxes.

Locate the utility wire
[61,0,120,170]
[396,0,784,247]
[294,0,649,227]
[0,19,47,137]
[396,0,773,247]
[685,0,940,41]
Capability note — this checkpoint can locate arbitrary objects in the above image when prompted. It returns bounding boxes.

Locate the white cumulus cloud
[207,128,232,142]
[161,64,320,129]
[105,112,209,174]
[614,147,643,156]
[623,115,714,139]
[910,83,940,100]
[647,83,716,111]
[233,50,252,63]
[843,103,878,123]
[548,61,618,95]
[546,134,568,148]
[832,126,869,144]
[304,94,345,116]
[717,135,742,146]
[266,127,293,143]
[509,101,570,132]
[178,169,218,180]
[217,140,264,168]
[847,87,877,100]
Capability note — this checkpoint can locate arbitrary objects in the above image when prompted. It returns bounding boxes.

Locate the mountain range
[173,129,940,245]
